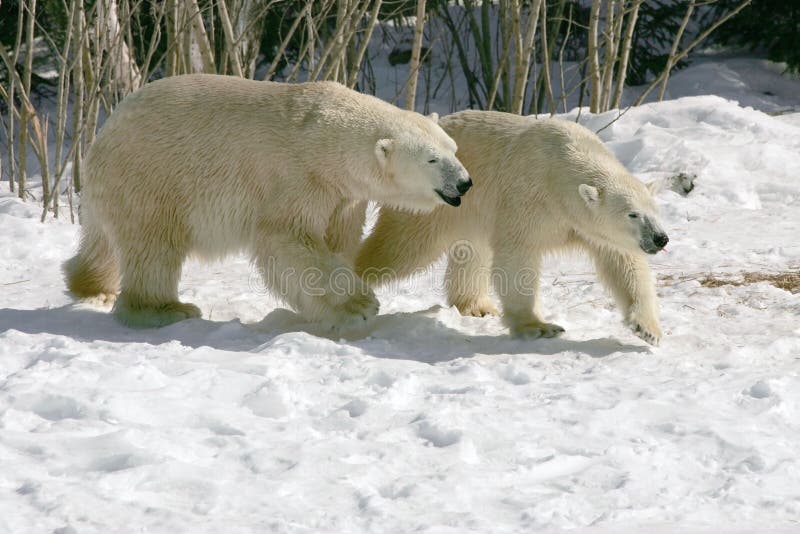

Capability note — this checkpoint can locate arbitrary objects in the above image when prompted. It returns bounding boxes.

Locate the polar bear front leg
[494,244,564,339]
[588,243,662,345]
[254,231,379,331]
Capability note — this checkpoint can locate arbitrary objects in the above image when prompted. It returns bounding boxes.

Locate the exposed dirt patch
[661,271,800,293]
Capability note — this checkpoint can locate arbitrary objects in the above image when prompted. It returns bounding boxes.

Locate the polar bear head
[577,175,669,255]
[372,114,472,212]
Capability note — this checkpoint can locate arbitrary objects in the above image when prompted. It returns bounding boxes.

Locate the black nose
[654,233,669,248]
[456,178,473,195]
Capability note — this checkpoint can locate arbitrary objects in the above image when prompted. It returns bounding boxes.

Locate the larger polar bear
[64,74,472,329]
[356,110,669,345]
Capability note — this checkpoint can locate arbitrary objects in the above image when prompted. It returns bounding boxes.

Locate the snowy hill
[1,96,800,533]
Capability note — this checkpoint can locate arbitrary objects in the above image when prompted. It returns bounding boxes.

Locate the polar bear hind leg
[445,237,498,317]
[63,218,120,304]
[355,208,451,286]
[325,200,367,262]
[113,240,200,328]
[254,230,379,333]
[493,239,564,339]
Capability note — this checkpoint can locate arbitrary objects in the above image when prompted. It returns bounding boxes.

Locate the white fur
[356,110,667,345]
[64,74,469,330]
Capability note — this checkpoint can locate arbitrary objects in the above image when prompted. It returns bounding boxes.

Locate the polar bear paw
[341,289,380,322]
[510,321,565,339]
[319,289,380,335]
[83,292,118,307]
[626,316,662,346]
[456,298,499,318]
[114,299,202,328]
[628,322,661,346]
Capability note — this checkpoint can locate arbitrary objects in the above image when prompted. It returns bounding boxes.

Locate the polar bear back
[89,75,425,194]
[81,75,455,260]
[439,111,643,219]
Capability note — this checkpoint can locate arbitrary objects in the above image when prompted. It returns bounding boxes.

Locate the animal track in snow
[366,371,395,388]
[87,453,152,473]
[242,384,289,419]
[341,399,367,417]
[379,483,414,500]
[416,421,462,447]
[747,381,772,399]
[30,395,87,421]
[498,365,531,385]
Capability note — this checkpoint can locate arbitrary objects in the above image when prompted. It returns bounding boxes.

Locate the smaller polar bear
[356,110,669,345]
[64,75,472,330]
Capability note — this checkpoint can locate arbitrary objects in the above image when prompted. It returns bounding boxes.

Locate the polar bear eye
[628,212,639,219]
[428,158,438,164]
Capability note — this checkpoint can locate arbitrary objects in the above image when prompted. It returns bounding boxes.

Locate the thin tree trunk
[320,0,364,83]
[511,0,543,114]
[187,0,216,72]
[6,0,26,194]
[165,0,181,75]
[611,0,642,109]
[310,1,354,81]
[587,0,602,113]
[337,0,373,85]
[305,3,318,79]
[84,9,103,151]
[657,0,694,101]
[347,0,382,89]
[463,0,495,106]
[217,0,244,76]
[557,4,575,112]
[72,1,86,193]
[18,0,38,201]
[98,0,142,93]
[329,0,349,82]
[43,0,76,221]
[406,0,427,110]
[601,0,623,111]
[437,5,484,108]
[235,0,259,77]
[488,1,513,111]
[265,1,310,80]
[539,0,555,115]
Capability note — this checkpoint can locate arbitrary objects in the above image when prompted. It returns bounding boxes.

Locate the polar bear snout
[434,160,472,207]
[435,176,471,207]
[634,213,669,254]
[456,177,473,195]
[639,222,669,254]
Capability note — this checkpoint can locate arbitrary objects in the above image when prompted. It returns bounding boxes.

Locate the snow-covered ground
[635,53,800,114]
[2,71,800,531]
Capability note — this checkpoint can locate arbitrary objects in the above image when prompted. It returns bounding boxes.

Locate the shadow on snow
[0,304,648,364]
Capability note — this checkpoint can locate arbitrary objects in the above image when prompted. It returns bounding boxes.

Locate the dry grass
[661,271,800,293]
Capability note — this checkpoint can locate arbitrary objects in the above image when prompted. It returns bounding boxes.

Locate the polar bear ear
[428,112,439,124]
[578,184,600,206]
[375,138,394,169]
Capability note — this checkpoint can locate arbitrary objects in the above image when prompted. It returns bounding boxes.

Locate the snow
[634,54,800,114]
[3,73,800,532]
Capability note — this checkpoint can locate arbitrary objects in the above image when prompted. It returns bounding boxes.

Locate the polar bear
[64,74,472,329]
[355,110,669,345]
